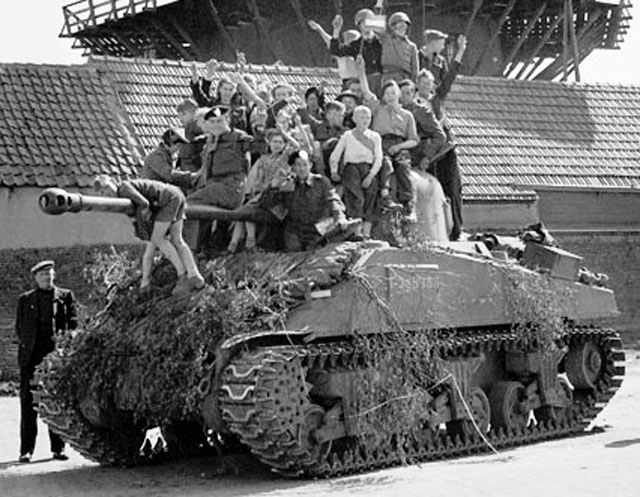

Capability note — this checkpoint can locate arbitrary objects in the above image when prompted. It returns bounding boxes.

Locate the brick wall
[554,231,640,347]
[0,244,141,380]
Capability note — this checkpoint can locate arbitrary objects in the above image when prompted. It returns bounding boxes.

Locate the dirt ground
[1,354,639,497]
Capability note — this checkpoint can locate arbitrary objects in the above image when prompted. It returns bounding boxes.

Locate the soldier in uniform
[184,106,254,252]
[16,260,77,463]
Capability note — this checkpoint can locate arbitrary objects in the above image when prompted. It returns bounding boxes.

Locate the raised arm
[308,19,333,48]
[436,35,467,102]
[228,72,267,110]
[356,55,377,103]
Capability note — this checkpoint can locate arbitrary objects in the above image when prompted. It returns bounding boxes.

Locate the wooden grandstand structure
[59,0,632,80]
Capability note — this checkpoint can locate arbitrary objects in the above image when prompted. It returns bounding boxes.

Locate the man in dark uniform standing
[15,260,77,463]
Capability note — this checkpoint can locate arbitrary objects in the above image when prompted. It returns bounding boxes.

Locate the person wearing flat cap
[15,260,77,463]
[141,128,201,191]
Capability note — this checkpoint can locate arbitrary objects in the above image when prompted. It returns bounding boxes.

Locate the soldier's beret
[336,90,359,102]
[31,260,54,274]
[204,106,230,119]
[162,127,187,145]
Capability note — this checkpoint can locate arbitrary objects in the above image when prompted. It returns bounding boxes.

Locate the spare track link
[219,326,624,477]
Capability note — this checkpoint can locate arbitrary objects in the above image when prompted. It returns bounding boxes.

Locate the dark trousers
[343,162,378,222]
[380,135,414,210]
[430,149,463,240]
[20,361,64,456]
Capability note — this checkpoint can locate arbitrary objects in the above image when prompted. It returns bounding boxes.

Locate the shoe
[52,452,68,461]
[19,453,31,463]
[187,275,205,291]
[403,210,418,223]
[379,196,402,212]
[171,274,190,296]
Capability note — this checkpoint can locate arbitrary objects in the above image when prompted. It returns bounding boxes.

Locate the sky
[0,0,638,84]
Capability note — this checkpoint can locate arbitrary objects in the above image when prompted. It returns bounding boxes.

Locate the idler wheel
[447,387,491,439]
[565,341,603,390]
[489,381,528,431]
[535,377,573,425]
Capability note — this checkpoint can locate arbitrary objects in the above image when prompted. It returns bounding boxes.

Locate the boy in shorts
[94,175,205,294]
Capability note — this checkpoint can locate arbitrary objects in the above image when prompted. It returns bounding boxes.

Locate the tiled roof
[89,56,342,152]
[0,63,141,188]
[2,56,639,202]
[448,77,640,202]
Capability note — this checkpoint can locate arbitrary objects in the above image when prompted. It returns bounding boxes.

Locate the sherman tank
[35,187,625,477]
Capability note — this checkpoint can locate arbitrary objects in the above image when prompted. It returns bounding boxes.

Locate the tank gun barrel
[39,187,275,222]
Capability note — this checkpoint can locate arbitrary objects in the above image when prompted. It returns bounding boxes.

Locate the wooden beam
[166,16,205,60]
[246,0,279,62]
[562,0,569,81]
[503,2,547,76]
[513,12,564,80]
[532,9,603,80]
[567,0,581,81]
[463,0,485,37]
[523,54,547,80]
[148,17,194,60]
[111,30,141,57]
[471,0,517,75]
[205,0,238,60]
[288,0,318,66]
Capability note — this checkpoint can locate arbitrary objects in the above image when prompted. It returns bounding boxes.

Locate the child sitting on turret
[227,129,296,253]
[93,175,205,294]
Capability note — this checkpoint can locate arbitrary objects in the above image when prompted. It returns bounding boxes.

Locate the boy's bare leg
[152,221,186,277]
[141,242,156,288]
[363,221,372,238]
[227,221,244,252]
[169,219,203,282]
[245,222,256,249]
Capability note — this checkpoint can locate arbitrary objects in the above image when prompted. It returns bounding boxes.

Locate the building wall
[463,201,539,232]
[554,231,640,347]
[537,190,640,231]
[537,190,640,346]
[0,187,139,249]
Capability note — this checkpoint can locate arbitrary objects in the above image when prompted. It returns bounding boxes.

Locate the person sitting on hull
[94,175,205,294]
[356,55,418,220]
[261,150,353,252]
[183,106,254,253]
[329,105,383,240]
[141,128,201,191]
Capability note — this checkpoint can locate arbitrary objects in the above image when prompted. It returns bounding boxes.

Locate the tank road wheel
[565,341,603,390]
[535,377,573,425]
[489,381,528,432]
[447,387,491,440]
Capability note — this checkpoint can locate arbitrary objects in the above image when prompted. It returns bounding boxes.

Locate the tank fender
[201,329,313,433]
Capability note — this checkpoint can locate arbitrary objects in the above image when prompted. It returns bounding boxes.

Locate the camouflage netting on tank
[347,245,448,453]
[40,243,364,427]
[502,265,574,352]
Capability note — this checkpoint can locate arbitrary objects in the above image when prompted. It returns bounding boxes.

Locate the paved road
[1,353,639,497]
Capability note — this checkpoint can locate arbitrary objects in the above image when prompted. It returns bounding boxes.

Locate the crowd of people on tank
[95,6,468,278]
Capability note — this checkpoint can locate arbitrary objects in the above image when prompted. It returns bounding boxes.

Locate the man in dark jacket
[16,260,77,463]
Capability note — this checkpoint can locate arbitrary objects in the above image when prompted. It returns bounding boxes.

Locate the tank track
[34,353,208,466]
[219,325,625,477]
[33,354,147,466]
